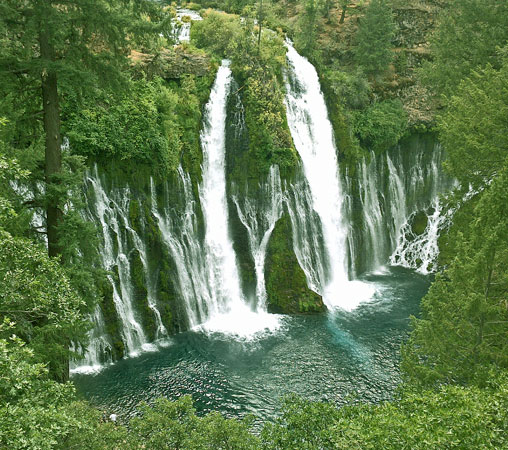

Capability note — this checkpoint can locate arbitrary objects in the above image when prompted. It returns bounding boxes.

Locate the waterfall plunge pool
[73,266,429,425]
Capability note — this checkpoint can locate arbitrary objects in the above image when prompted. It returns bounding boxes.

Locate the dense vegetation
[1,0,507,448]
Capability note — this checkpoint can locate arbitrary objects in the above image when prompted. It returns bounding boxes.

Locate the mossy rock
[97,273,124,360]
[265,214,325,314]
[411,210,428,236]
[129,248,157,341]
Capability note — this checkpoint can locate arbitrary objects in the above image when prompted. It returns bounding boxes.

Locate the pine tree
[0,0,168,259]
[354,0,396,75]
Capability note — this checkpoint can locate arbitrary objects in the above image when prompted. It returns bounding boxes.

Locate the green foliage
[438,60,508,189]
[296,0,319,56]
[323,69,371,110]
[0,325,77,449]
[192,11,297,177]
[352,99,408,152]
[261,377,508,449]
[64,79,178,175]
[354,0,396,75]
[421,0,508,97]
[402,169,508,387]
[63,72,213,178]
[261,394,340,448]
[130,396,260,449]
[0,0,170,99]
[0,231,89,380]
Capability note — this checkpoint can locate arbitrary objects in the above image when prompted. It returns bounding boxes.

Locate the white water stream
[284,42,374,310]
[197,60,280,336]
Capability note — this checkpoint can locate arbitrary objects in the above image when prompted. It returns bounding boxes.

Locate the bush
[352,99,407,152]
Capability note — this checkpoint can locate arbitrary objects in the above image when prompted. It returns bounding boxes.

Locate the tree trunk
[339,5,347,24]
[39,30,63,259]
[257,0,263,52]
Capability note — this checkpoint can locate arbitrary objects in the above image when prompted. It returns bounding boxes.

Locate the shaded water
[73,267,429,425]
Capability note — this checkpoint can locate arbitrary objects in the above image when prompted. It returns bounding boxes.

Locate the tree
[421,0,508,97]
[260,383,508,449]
[339,0,350,24]
[0,230,90,381]
[354,0,396,75]
[0,0,168,259]
[298,0,319,56]
[402,58,508,388]
[130,396,260,450]
[438,60,508,189]
[402,170,508,387]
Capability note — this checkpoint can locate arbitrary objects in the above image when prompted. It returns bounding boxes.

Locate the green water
[73,267,429,423]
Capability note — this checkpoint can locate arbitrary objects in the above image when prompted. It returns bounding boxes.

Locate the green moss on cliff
[265,214,325,313]
[97,273,125,360]
[192,10,299,182]
[130,248,158,342]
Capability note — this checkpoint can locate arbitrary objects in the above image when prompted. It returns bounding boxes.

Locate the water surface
[73,267,429,424]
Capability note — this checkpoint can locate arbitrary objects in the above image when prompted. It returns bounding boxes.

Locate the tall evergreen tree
[354,0,396,75]
[0,0,168,258]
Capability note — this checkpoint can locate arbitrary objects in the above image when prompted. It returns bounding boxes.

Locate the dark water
[73,267,429,424]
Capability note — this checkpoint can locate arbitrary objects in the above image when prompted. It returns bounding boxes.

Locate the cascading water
[150,169,212,327]
[284,173,327,294]
[86,167,148,353]
[232,165,284,310]
[173,9,202,43]
[391,198,447,274]
[349,139,454,275]
[71,47,456,374]
[284,42,374,310]
[125,223,167,338]
[72,166,160,373]
[198,61,280,334]
[198,61,244,312]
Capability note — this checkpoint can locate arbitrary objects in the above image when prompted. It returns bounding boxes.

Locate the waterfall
[198,61,244,311]
[191,60,280,335]
[150,169,212,327]
[358,158,387,271]
[125,223,167,338]
[71,306,113,373]
[284,42,374,310]
[284,172,327,294]
[351,140,454,275]
[232,165,284,310]
[72,166,163,373]
[173,9,202,43]
[87,167,148,353]
[390,198,446,274]
[71,48,456,369]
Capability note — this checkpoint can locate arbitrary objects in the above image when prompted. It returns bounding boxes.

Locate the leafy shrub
[352,99,407,152]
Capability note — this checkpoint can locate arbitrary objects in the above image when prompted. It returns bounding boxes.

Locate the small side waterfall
[232,165,284,310]
[173,9,202,43]
[126,223,167,338]
[150,169,211,327]
[350,140,454,275]
[72,166,159,373]
[390,198,447,273]
[86,168,148,354]
[284,42,374,310]
[284,173,327,295]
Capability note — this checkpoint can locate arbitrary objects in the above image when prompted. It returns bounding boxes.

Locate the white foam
[196,304,283,340]
[323,280,377,312]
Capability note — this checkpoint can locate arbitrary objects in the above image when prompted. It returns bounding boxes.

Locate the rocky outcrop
[130,47,211,79]
[265,215,326,314]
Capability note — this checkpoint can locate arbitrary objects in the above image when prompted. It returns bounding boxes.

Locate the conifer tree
[0,0,168,258]
[354,0,396,75]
